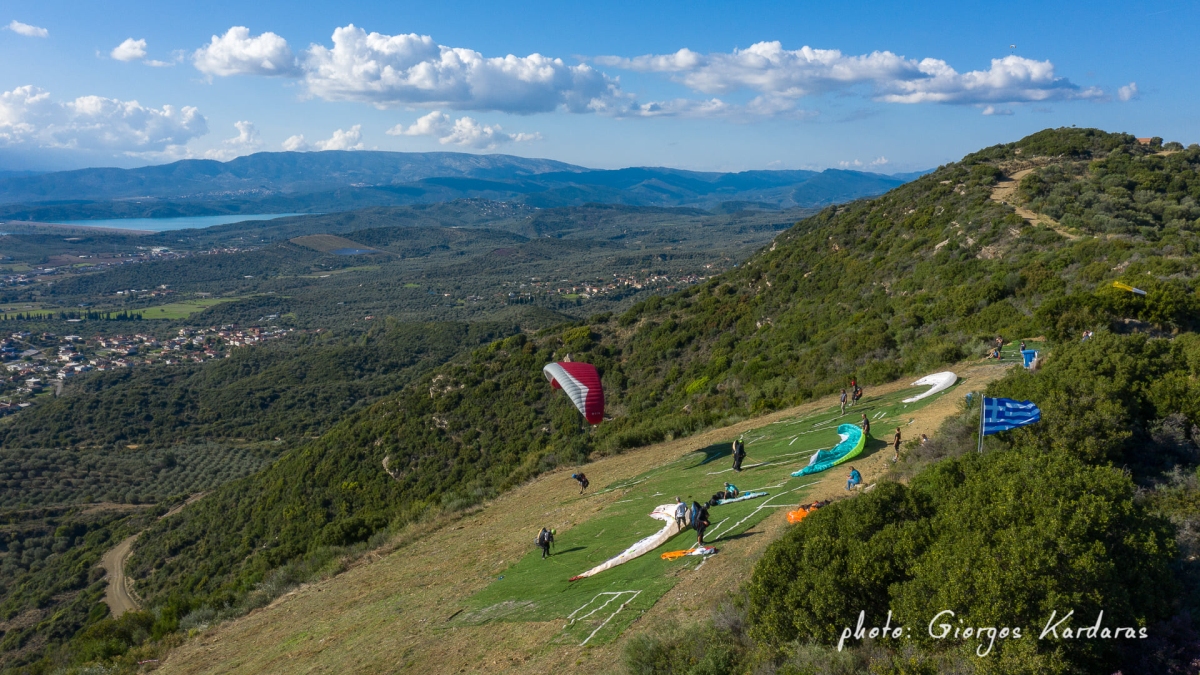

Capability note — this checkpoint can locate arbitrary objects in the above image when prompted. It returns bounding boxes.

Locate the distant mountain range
[0,150,924,219]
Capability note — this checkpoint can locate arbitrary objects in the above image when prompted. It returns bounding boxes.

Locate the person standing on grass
[693,501,711,545]
[840,388,847,415]
[674,497,687,529]
[571,472,589,494]
[536,527,554,559]
[732,438,747,472]
[892,427,902,463]
[861,413,870,437]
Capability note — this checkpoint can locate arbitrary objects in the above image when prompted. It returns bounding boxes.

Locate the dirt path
[990,168,1080,241]
[100,533,141,618]
[151,361,1014,675]
[98,492,208,618]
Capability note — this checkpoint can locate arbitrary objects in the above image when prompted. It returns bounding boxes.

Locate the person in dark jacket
[692,501,711,545]
[732,438,747,472]
[536,527,554,558]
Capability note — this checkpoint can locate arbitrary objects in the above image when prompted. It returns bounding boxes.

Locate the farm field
[137,297,240,320]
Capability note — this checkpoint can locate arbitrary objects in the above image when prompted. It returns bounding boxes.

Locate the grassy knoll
[146,363,1011,675]
[459,377,959,646]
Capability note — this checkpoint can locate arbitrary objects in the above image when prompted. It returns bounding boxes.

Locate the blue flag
[982,397,1041,435]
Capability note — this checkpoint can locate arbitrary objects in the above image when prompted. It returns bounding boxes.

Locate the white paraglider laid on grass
[568,504,682,581]
[902,371,958,403]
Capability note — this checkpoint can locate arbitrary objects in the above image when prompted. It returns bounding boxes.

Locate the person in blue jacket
[846,467,862,491]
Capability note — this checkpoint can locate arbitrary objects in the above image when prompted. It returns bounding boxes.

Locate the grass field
[290,234,379,254]
[458,376,963,645]
[138,297,239,320]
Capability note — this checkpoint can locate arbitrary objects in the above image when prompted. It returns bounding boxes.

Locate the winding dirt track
[99,493,207,618]
[100,533,141,617]
[990,168,1080,240]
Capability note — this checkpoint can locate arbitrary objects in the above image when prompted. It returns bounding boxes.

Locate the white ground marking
[566,590,640,625]
[577,590,643,646]
[789,436,799,446]
[708,482,818,542]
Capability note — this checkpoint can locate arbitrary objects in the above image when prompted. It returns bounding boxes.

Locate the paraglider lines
[566,590,642,645]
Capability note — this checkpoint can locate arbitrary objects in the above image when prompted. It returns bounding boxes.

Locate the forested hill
[125,129,1200,637]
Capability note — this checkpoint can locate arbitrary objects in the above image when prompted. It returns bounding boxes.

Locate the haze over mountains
[0,150,918,221]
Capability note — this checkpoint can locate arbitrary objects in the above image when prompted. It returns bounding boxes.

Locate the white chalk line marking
[566,590,639,624]
[580,590,642,646]
[709,481,818,542]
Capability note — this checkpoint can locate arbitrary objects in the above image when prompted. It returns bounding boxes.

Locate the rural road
[100,533,141,618]
[99,492,207,618]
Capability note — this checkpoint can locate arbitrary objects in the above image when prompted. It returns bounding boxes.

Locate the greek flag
[982,397,1041,435]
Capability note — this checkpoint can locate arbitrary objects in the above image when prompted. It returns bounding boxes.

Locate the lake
[48,213,306,232]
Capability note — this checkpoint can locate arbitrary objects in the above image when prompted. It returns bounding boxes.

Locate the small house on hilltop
[1138,138,1153,145]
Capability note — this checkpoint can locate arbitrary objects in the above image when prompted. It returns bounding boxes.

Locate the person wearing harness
[536,527,554,559]
[571,472,589,494]
[732,438,747,472]
[723,482,739,499]
[691,501,711,545]
[846,467,862,491]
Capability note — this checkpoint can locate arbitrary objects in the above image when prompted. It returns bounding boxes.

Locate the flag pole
[977,395,984,454]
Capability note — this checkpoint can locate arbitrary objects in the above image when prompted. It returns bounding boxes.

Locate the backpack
[690,502,702,527]
[535,530,547,546]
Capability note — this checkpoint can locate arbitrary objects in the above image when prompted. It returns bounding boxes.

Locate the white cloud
[281,134,307,151]
[838,156,890,169]
[111,38,147,62]
[1118,82,1139,102]
[981,105,1013,116]
[386,111,540,149]
[599,43,1101,107]
[0,85,207,158]
[6,20,48,38]
[203,120,262,160]
[302,25,616,114]
[314,125,363,151]
[193,26,299,77]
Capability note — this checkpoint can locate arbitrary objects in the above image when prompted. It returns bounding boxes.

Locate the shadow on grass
[553,546,587,555]
[689,442,733,469]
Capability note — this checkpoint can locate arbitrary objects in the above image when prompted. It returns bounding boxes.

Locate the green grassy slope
[121,128,1200,651]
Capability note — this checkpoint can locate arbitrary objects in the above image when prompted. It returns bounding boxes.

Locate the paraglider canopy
[543,362,605,424]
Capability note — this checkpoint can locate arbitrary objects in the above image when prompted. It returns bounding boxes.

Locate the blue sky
[0,0,1195,172]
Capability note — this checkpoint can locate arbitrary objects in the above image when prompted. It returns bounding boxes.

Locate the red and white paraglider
[543,362,605,424]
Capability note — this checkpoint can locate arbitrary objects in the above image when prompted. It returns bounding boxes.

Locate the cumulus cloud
[599,43,1101,107]
[838,156,890,169]
[193,26,299,77]
[111,38,147,62]
[0,85,207,158]
[281,134,308,151]
[203,120,261,160]
[6,20,48,38]
[1118,82,1139,102]
[387,110,540,149]
[314,125,364,151]
[301,25,616,114]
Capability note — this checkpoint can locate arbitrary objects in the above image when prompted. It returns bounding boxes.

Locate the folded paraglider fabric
[569,503,681,581]
[713,491,768,505]
[792,424,865,476]
[660,546,718,560]
[786,506,813,524]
